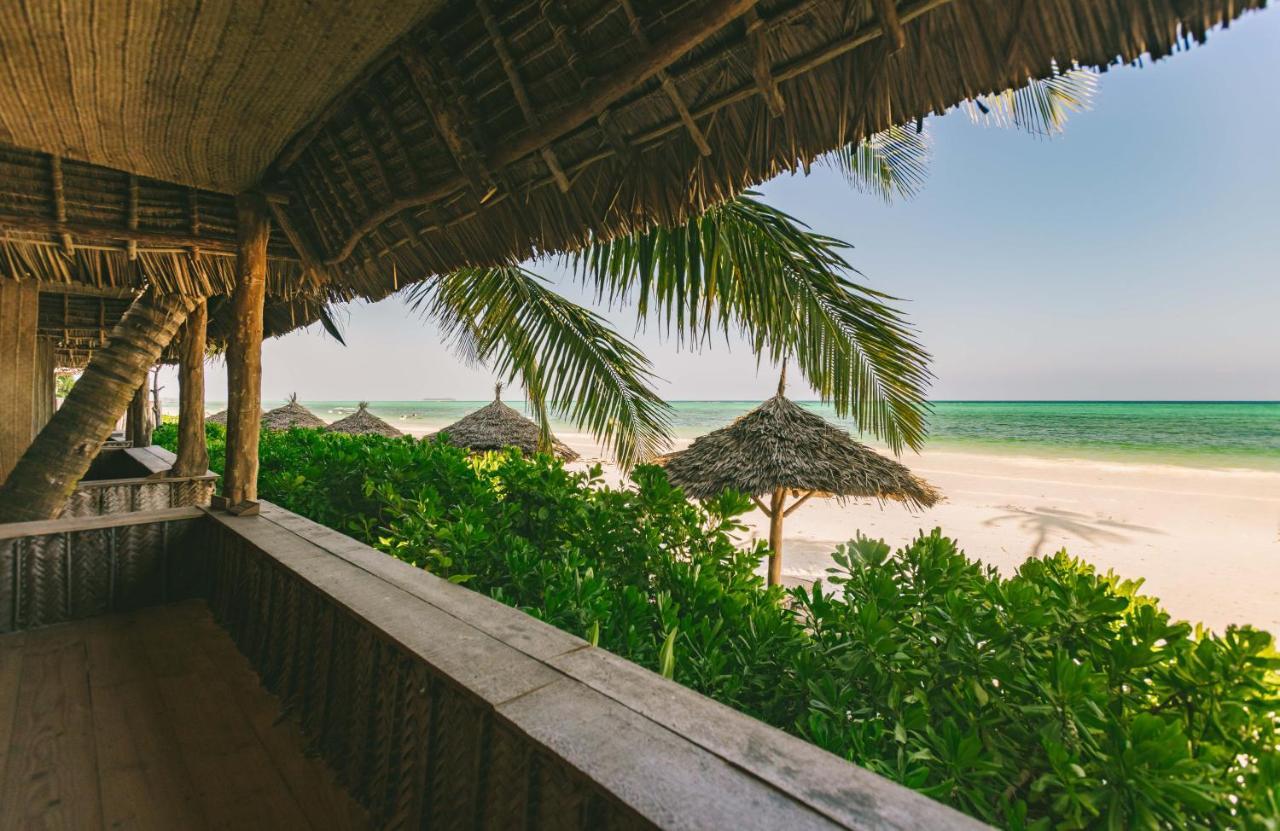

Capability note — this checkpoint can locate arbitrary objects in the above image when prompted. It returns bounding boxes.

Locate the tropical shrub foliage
[158,425,1279,828]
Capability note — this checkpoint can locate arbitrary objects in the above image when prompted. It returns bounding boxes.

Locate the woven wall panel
[0,516,206,633]
[205,522,647,830]
[64,476,216,518]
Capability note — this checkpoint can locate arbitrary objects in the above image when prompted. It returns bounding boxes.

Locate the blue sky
[190,9,1279,403]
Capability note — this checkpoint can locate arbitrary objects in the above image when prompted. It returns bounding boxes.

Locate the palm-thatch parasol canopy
[326,402,403,438]
[660,369,938,586]
[431,385,578,461]
[261,394,326,431]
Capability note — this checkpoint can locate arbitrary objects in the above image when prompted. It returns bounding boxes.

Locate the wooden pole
[767,486,786,587]
[150,367,164,431]
[173,299,209,477]
[222,193,270,506]
[0,291,196,522]
[127,382,151,447]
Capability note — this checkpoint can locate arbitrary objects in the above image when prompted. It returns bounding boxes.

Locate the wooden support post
[127,381,151,447]
[173,299,209,476]
[0,291,196,522]
[767,486,786,587]
[222,193,270,507]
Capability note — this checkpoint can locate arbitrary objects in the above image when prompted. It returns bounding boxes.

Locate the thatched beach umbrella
[660,369,938,587]
[431,385,578,461]
[326,402,402,438]
[261,393,326,431]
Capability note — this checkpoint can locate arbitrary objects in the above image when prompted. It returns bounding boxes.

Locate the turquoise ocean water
[202,400,1280,472]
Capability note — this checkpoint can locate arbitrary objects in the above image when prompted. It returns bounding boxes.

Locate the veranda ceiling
[0,0,1264,304]
[0,1,444,193]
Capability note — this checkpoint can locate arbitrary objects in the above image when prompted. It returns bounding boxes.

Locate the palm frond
[966,66,1098,136]
[403,267,672,466]
[822,123,931,202]
[569,194,932,452]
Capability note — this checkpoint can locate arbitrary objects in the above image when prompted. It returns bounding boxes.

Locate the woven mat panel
[0,515,206,633]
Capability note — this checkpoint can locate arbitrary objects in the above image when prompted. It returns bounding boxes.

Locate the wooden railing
[203,503,987,830]
[0,501,986,828]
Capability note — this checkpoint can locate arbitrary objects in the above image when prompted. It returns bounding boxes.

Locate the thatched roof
[261,394,327,431]
[431,387,578,461]
[0,0,1262,304]
[326,403,403,438]
[659,394,938,509]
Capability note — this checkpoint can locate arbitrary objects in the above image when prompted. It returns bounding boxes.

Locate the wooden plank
[548,646,988,830]
[496,678,840,831]
[85,611,208,830]
[0,623,103,830]
[0,631,27,792]
[190,606,369,830]
[136,601,316,829]
[123,446,173,478]
[0,506,204,541]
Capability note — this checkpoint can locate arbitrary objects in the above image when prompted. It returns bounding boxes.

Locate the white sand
[395,422,1280,635]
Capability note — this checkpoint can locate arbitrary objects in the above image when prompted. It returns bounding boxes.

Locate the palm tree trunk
[127,381,151,447]
[172,300,209,477]
[767,486,786,587]
[0,291,197,522]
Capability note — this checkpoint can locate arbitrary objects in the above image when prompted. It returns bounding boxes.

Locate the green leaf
[570,194,932,452]
[659,627,678,680]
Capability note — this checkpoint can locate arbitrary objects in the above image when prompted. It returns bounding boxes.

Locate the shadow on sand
[983,506,1163,558]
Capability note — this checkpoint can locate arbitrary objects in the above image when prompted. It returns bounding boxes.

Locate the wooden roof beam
[48,156,74,256]
[475,0,572,192]
[267,198,328,290]
[540,0,638,166]
[326,0,756,264]
[0,211,242,255]
[872,0,908,53]
[618,0,713,157]
[744,6,785,117]
[399,41,499,203]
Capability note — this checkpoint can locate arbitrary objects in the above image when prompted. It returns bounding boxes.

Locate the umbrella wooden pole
[767,486,786,586]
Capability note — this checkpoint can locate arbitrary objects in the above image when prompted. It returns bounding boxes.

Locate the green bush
[160,426,1279,827]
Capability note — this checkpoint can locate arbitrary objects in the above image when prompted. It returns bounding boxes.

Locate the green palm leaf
[403,267,672,466]
[823,123,931,202]
[570,194,932,453]
[967,67,1098,136]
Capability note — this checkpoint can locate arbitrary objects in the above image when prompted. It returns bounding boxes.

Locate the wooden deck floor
[0,600,369,830]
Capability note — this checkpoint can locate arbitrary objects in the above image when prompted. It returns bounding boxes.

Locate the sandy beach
[388,420,1280,635]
